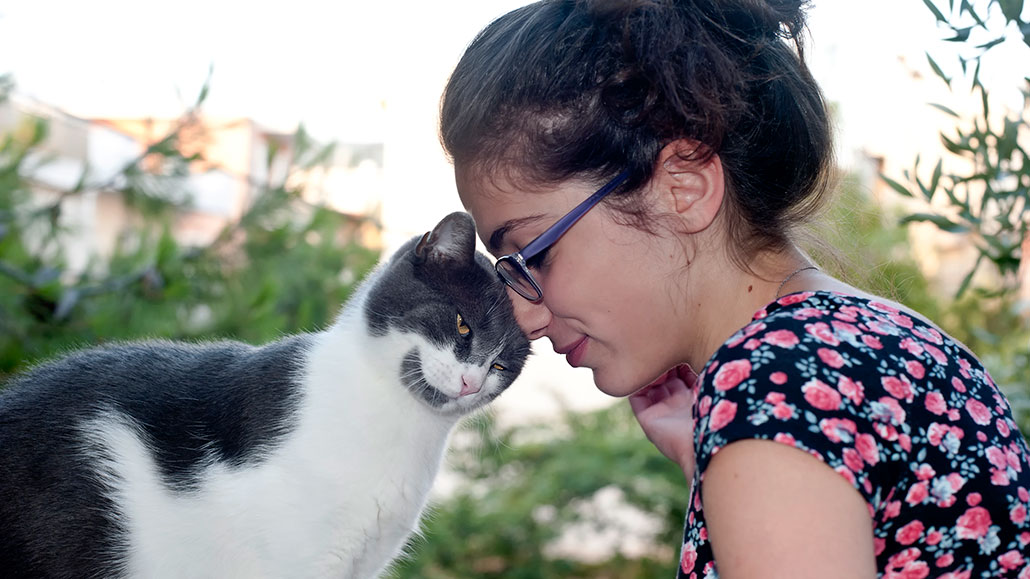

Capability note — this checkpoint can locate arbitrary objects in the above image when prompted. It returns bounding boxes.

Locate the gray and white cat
[0,212,530,579]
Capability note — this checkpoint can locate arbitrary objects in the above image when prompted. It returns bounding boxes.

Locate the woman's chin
[591,367,652,399]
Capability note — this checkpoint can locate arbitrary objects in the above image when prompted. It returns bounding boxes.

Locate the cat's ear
[413,212,477,265]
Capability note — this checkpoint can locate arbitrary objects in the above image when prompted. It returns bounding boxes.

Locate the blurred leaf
[900,212,969,233]
[923,0,948,22]
[926,53,952,87]
[880,174,914,198]
[998,0,1024,22]
[929,102,961,117]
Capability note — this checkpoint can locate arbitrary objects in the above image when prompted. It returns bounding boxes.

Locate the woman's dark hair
[440,0,834,266]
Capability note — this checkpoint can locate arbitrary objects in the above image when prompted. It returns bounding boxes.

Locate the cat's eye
[456,313,471,337]
[492,363,505,371]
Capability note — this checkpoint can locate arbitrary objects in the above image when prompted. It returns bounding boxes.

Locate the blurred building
[0,94,384,277]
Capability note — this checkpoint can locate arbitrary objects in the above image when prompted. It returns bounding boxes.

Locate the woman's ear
[652,140,725,234]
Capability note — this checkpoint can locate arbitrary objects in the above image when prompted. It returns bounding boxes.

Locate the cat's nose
[459,375,482,397]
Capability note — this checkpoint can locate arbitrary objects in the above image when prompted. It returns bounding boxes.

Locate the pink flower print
[1020,531,1030,546]
[986,446,1008,469]
[861,334,884,350]
[895,520,924,545]
[855,433,879,465]
[955,506,992,539]
[900,337,925,357]
[997,418,1011,437]
[709,400,738,432]
[870,300,902,315]
[713,359,751,391]
[793,307,826,320]
[680,542,697,572]
[778,291,815,305]
[940,571,972,579]
[873,396,907,425]
[899,434,912,452]
[1006,448,1022,471]
[773,432,797,447]
[925,391,947,415]
[967,492,982,506]
[1020,487,1030,502]
[886,548,929,579]
[884,500,902,519]
[727,322,766,347]
[835,464,857,486]
[837,375,865,405]
[843,448,864,472]
[866,319,895,336]
[905,360,925,379]
[906,482,929,506]
[875,422,900,442]
[951,376,967,393]
[697,395,712,418]
[1010,503,1027,525]
[914,325,944,345]
[998,550,1025,571]
[802,379,842,411]
[831,320,860,335]
[924,343,948,365]
[935,554,954,568]
[882,375,915,402]
[958,357,972,379]
[817,347,846,368]
[928,423,964,455]
[772,402,794,420]
[990,467,1012,486]
[805,321,839,346]
[820,417,857,443]
[743,338,762,350]
[965,398,992,425]
[890,312,915,329]
[914,464,936,481]
[765,391,786,404]
[926,530,943,546]
[769,371,788,385]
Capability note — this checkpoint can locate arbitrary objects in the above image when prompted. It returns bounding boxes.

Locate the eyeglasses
[495,169,631,302]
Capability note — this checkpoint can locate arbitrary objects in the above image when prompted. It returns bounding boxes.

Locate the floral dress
[678,292,1030,579]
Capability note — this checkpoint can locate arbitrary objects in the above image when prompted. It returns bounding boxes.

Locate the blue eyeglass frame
[495,169,631,303]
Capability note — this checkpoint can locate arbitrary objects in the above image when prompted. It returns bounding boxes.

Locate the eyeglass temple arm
[519,170,631,260]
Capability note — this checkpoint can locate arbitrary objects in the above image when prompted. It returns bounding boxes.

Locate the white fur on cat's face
[400,331,509,416]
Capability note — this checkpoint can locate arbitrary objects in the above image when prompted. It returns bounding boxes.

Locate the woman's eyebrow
[488,215,547,253]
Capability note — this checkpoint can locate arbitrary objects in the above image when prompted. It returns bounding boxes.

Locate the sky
[1,0,1025,418]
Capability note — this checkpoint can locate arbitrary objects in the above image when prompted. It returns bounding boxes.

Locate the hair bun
[708,0,809,41]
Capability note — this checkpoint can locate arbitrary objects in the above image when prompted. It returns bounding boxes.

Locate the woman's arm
[702,439,878,579]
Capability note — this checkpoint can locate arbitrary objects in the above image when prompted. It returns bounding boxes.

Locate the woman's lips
[555,336,588,367]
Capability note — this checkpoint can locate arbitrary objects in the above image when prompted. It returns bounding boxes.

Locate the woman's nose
[507,287,551,340]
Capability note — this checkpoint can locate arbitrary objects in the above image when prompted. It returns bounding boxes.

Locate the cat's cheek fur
[397,332,506,415]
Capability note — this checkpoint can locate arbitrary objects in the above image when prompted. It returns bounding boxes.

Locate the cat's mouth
[400,350,494,414]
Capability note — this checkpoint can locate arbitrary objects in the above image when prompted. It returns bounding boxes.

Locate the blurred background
[0,1,1027,577]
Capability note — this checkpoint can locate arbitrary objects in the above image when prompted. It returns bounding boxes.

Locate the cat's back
[0,336,313,578]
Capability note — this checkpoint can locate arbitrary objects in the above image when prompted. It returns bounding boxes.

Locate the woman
[441,0,1030,577]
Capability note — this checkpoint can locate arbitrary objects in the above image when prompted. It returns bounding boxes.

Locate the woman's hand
[628,364,698,481]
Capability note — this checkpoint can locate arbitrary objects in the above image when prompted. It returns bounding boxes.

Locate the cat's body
[0,212,530,578]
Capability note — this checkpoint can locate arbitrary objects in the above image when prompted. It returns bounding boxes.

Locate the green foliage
[882,0,1030,434]
[0,82,379,381]
[391,404,685,578]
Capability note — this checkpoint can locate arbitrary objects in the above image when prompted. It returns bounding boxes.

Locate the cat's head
[364,212,530,416]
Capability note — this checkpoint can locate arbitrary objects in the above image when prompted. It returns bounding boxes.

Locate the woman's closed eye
[524,247,552,270]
